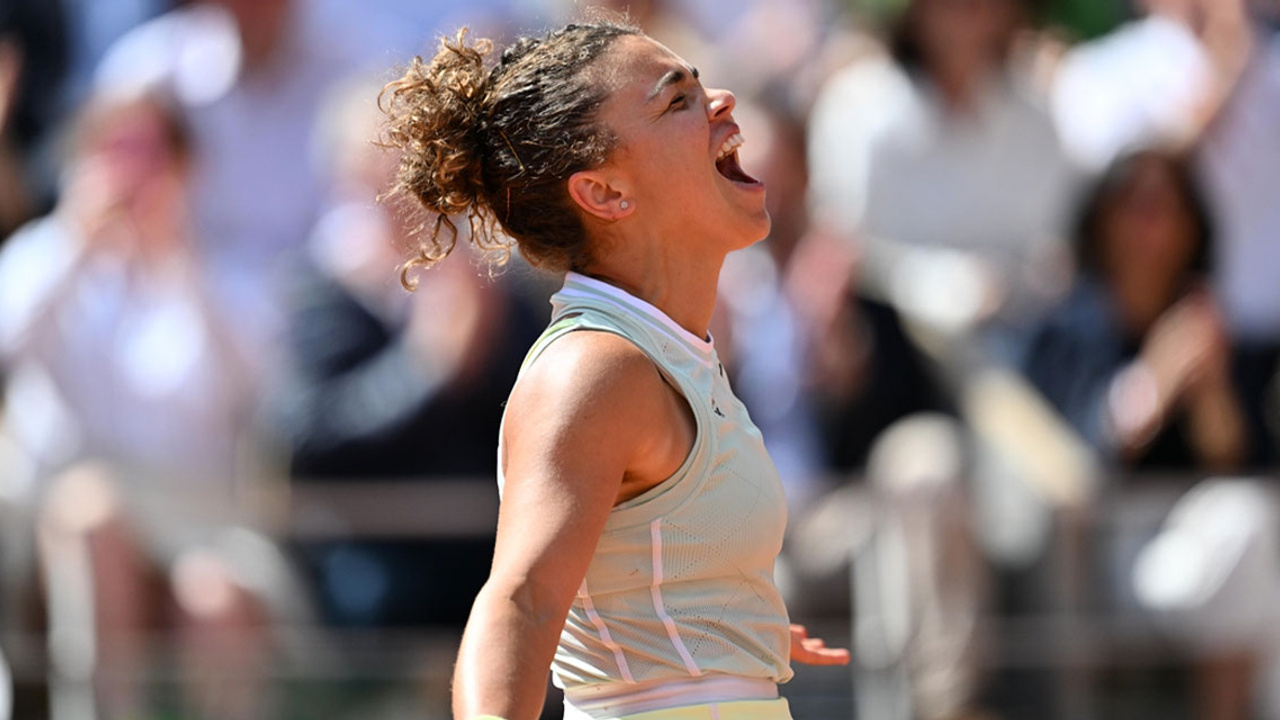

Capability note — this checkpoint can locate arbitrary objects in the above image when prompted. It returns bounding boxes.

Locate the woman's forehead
[605,35,692,95]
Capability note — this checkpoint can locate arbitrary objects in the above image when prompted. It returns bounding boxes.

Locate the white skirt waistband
[563,676,778,719]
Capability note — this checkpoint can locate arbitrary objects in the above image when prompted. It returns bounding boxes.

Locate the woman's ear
[568,169,633,221]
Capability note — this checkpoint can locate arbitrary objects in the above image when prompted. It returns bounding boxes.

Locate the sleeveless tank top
[497,272,793,695]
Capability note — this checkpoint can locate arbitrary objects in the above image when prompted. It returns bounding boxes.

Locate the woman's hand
[790,624,851,666]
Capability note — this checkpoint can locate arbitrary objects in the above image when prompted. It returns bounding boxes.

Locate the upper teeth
[717,132,745,161]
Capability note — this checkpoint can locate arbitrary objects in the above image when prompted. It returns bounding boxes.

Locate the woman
[0,91,272,720]
[1020,148,1250,471]
[1022,148,1265,720]
[379,18,848,720]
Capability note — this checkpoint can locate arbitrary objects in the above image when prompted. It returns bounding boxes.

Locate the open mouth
[715,131,762,186]
[715,150,761,185]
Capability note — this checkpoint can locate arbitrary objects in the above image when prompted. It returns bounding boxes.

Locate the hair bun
[379,29,494,269]
[381,17,638,285]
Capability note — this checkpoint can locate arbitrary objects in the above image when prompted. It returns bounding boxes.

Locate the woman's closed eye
[667,93,688,111]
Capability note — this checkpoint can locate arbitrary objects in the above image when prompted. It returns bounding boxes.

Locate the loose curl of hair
[379,18,640,288]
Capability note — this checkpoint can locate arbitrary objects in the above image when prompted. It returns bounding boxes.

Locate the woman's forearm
[1187,381,1248,470]
[453,582,567,720]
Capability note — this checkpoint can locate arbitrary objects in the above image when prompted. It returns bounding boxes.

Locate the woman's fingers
[794,641,851,665]
[790,624,851,666]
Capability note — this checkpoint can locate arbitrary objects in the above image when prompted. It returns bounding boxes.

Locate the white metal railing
[8,468,1280,720]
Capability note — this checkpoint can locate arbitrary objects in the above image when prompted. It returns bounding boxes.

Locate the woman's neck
[582,244,724,342]
[926,57,999,113]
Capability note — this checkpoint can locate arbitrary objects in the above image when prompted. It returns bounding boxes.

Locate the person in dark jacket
[1022,148,1252,472]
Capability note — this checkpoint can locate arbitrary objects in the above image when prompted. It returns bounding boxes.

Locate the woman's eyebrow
[647,66,699,102]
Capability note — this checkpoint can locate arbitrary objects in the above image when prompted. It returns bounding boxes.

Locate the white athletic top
[497,272,793,709]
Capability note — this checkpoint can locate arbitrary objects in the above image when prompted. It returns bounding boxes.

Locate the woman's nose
[707,88,736,119]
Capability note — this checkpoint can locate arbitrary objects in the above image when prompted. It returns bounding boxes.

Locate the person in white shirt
[808,0,1080,348]
[0,89,276,720]
[94,0,357,379]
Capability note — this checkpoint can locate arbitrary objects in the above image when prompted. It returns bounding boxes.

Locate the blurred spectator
[0,0,68,238]
[94,0,359,377]
[0,91,254,488]
[1021,149,1250,472]
[267,79,543,627]
[809,0,1080,346]
[1022,148,1276,720]
[1051,0,1280,464]
[0,90,283,720]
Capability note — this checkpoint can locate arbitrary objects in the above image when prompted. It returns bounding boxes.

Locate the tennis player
[379,17,850,720]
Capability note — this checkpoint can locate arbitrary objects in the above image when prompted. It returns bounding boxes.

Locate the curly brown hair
[378,19,640,287]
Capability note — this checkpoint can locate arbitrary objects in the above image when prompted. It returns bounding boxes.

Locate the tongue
[716,152,760,185]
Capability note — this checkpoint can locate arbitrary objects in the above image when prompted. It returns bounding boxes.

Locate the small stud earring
[620,200,630,210]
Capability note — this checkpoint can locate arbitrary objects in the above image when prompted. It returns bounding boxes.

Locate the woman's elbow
[472,574,574,631]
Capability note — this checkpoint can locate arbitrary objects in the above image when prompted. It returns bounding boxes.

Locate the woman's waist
[563,674,778,719]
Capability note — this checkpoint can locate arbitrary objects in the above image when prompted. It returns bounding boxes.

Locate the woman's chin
[732,210,772,249]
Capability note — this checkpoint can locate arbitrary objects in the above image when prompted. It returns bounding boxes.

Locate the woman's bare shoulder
[505,330,668,433]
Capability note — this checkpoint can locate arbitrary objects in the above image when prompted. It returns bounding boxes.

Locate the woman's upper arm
[487,331,668,617]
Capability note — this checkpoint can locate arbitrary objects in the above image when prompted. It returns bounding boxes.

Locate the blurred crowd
[0,0,1278,718]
